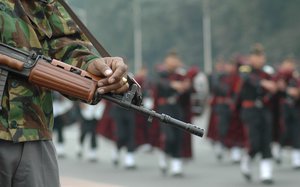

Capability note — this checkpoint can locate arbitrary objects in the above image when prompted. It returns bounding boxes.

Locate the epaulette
[239,65,252,73]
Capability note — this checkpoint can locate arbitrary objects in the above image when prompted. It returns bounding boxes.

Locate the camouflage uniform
[0,0,98,142]
[0,1,100,186]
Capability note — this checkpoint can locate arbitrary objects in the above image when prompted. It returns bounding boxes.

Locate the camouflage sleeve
[46,1,99,70]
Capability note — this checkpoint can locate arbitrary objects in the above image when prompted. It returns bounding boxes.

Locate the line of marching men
[51,50,209,177]
[207,43,300,185]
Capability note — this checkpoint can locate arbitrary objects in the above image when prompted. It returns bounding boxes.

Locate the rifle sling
[58,0,141,101]
[0,69,8,110]
[58,0,111,58]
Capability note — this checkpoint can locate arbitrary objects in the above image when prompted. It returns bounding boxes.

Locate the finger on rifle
[108,58,128,84]
[97,78,128,94]
[97,72,127,87]
[87,58,113,77]
[113,83,130,94]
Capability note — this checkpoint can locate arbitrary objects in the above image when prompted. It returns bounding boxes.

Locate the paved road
[56,109,300,187]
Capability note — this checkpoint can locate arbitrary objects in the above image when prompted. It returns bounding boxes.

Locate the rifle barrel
[101,94,204,137]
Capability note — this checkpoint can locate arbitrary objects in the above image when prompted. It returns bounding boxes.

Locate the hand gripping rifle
[0,43,204,137]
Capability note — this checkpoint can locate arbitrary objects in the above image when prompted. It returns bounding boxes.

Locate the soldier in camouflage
[0,0,128,187]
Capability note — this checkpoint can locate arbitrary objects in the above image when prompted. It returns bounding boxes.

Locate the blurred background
[56,0,300,186]
[69,0,300,73]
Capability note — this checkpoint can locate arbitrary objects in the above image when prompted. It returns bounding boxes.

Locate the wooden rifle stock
[29,59,99,103]
[0,43,100,104]
[0,54,24,71]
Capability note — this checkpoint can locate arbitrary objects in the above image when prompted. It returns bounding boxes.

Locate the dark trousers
[280,104,300,149]
[53,116,64,143]
[215,104,231,141]
[241,107,273,159]
[114,109,135,152]
[159,104,184,158]
[161,124,184,158]
[0,140,60,187]
[80,119,98,149]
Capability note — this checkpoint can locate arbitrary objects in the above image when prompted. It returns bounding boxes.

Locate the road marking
[61,177,123,187]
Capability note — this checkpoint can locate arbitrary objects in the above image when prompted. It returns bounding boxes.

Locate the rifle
[0,43,204,137]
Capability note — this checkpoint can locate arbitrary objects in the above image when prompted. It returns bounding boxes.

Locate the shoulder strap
[57,0,143,103]
[57,0,111,57]
[0,69,8,110]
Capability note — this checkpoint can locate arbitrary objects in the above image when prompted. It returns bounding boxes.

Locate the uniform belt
[242,99,263,108]
[215,96,232,104]
[282,98,295,104]
[158,96,177,105]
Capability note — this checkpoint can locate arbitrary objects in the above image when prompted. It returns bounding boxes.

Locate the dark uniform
[157,69,184,159]
[212,70,236,145]
[154,51,192,176]
[111,106,135,153]
[240,66,274,159]
[208,65,244,162]
[239,64,275,183]
[276,70,300,168]
[134,71,154,147]
[110,105,136,168]
[207,73,220,138]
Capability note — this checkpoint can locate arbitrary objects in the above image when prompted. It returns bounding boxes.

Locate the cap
[250,43,265,55]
